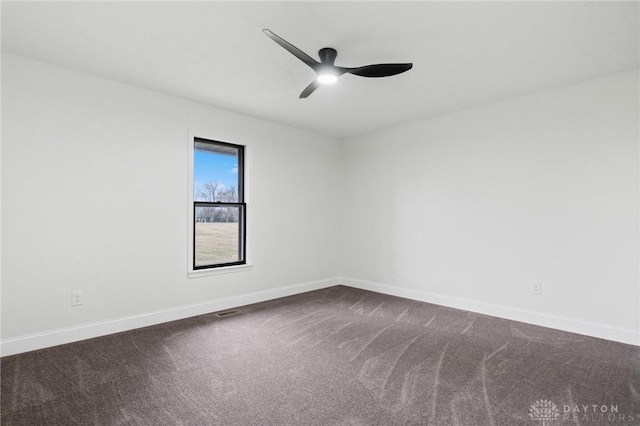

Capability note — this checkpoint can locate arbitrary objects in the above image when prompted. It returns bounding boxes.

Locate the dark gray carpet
[2,285,639,425]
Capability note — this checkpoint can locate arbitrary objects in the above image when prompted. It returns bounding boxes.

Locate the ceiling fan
[263,29,413,99]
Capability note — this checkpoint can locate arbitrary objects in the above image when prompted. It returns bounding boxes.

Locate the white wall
[1,54,341,352]
[2,53,638,353]
[341,70,640,344]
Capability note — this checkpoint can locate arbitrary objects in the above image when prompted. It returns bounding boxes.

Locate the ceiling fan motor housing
[318,47,337,65]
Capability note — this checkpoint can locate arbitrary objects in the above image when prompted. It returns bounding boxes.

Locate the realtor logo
[529,399,560,425]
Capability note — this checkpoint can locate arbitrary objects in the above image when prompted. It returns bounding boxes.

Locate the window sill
[188,264,253,279]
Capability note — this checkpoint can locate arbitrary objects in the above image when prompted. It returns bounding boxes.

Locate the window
[192,138,246,270]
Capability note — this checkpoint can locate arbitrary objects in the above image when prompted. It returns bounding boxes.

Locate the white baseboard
[0,277,340,357]
[4,276,637,356]
[338,277,640,346]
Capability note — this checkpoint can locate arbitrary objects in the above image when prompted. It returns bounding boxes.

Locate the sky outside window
[194,149,238,200]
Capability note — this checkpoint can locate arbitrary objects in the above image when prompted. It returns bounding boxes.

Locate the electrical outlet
[72,290,83,306]
[531,282,542,295]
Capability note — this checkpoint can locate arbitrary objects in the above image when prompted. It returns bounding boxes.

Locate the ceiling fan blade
[340,63,413,78]
[263,29,319,70]
[299,80,321,99]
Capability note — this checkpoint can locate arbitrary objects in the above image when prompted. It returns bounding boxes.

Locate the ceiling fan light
[317,73,338,84]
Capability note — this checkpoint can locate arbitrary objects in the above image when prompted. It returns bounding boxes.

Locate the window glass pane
[194,143,239,202]
[195,206,241,267]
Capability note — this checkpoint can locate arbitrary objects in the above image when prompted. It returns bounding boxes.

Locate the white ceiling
[2,1,638,139]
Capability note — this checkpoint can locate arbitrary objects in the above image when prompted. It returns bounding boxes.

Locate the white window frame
[187,131,252,278]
